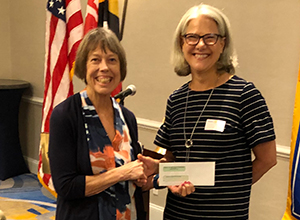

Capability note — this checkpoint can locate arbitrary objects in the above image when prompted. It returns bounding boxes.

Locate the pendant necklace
[183,83,215,162]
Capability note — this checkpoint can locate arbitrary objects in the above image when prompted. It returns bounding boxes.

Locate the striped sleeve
[154,97,173,149]
[240,82,276,148]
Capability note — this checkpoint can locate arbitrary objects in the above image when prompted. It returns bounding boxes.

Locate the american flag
[84,0,122,97]
[37,0,83,196]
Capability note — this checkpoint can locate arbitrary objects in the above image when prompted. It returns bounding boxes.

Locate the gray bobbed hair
[171,4,238,76]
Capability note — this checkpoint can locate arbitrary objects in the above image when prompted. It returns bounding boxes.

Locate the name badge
[204,119,226,132]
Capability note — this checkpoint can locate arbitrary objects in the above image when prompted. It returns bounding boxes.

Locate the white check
[159,162,215,186]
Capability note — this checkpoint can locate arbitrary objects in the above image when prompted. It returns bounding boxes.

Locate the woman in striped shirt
[140,3,277,220]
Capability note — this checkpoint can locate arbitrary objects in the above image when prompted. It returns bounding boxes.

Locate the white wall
[121,0,300,148]
[0,0,12,78]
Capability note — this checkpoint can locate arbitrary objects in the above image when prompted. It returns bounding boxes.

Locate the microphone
[114,84,136,101]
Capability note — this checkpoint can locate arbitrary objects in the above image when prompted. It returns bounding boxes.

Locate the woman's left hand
[168,181,195,197]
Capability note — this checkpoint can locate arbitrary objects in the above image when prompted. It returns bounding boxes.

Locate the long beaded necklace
[183,87,214,161]
[183,76,219,162]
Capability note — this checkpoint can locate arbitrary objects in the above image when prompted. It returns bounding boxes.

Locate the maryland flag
[84,0,122,97]
[38,0,83,196]
[282,66,300,220]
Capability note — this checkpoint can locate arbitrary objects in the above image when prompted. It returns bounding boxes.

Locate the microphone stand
[115,0,128,105]
[119,0,128,41]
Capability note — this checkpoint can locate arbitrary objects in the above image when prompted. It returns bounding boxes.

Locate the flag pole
[119,0,128,41]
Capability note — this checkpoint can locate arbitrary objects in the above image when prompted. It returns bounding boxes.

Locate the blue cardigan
[49,93,145,220]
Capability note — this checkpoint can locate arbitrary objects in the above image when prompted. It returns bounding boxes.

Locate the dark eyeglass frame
[182,33,223,46]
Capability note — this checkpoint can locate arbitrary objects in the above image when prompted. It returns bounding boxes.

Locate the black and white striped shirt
[154,75,275,220]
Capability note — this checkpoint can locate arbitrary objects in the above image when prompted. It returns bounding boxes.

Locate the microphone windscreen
[127,84,136,96]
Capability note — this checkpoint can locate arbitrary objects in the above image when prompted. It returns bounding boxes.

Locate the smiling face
[182,15,225,76]
[85,45,121,98]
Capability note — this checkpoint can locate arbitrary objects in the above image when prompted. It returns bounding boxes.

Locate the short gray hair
[171,4,238,76]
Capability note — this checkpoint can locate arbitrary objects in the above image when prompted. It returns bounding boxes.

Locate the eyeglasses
[182,33,222,46]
